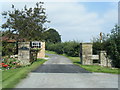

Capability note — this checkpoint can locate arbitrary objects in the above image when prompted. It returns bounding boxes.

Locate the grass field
[46,50,120,74]
[2,59,46,88]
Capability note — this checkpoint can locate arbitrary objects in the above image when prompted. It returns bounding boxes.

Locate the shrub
[93,25,120,68]
[2,41,17,56]
[63,41,80,57]
[1,57,21,69]
[104,25,120,68]
[46,41,80,57]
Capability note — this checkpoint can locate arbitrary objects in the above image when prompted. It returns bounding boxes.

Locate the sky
[0,0,118,42]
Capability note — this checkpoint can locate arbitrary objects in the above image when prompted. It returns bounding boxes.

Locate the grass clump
[2,59,46,88]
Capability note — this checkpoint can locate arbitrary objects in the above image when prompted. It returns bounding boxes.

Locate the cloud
[0,0,119,2]
[44,2,117,42]
[0,1,117,42]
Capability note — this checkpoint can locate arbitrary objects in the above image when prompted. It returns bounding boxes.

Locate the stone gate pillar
[18,42,31,65]
[37,42,45,58]
[99,51,112,67]
[80,43,93,65]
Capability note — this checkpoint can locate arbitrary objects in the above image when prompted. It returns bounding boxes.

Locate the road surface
[15,54,118,88]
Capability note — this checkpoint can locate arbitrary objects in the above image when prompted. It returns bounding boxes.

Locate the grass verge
[45,55,49,57]
[2,59,47,88]
[46,50,120,74]
[66,55,120,74]
[45,50,57,54]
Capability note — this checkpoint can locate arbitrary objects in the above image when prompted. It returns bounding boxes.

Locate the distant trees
[46,41,80,57]
[2,2,49,41]
[44,28,61,43]
[93,25,120,68]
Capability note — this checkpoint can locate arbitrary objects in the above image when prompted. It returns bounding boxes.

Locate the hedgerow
[46,41,80,57]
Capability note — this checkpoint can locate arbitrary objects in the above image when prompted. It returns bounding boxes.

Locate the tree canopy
[104,25,120,68]
[44,28,61,43]
[93,24,120,68]
[2,2,49,41]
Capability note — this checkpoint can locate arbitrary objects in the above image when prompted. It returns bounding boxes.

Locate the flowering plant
[2,64,8,68]
[0,63,5,65]
[1,56,21,70]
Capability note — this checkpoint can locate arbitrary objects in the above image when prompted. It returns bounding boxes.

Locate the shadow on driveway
[32,64,91,73]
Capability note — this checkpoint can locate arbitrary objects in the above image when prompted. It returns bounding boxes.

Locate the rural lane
[15,53,118,88]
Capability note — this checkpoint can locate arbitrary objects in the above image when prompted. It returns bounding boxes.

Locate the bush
[46,43,63,54]
[104,25,120,68]
[1,56,21,70]
[63,41,80,57]
[46,41,80,57]
[2,41,17,56]
[93,25,120,68]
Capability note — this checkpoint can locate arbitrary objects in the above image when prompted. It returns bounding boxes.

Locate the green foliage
[93,25,120,68]
[92,33,107,54]
[63,41,80,57]
[46,43,64,54]
[44,28,61,43]
[2,41,17,56]
[104,25,120,68]
[1,57,21,70]
[46,41,80,57]
[2,2,49,41]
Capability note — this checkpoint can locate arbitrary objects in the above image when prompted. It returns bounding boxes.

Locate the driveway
[32,54,90,73]
[15,53,118,88]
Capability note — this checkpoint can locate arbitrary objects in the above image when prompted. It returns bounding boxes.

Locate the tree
[93,25,120,68]
[104,25,120,68]
[44,28,61,43]
[2,41,17,56]
[2,2,49,41]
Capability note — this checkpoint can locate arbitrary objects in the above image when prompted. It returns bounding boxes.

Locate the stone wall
[18,41,45,65]
[80,43,112,67]
[80,43,93,65]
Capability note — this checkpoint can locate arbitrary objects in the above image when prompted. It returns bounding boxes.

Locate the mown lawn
[2,59,46,88]
[67,56,120,74]
[46,50,120,74]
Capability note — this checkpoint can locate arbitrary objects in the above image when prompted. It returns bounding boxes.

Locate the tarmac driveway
[15,53,119,88]
[32,54,90,73]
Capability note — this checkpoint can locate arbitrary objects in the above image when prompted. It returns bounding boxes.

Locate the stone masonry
[80,43,112,67]
[80,43,93,65]
[18,41,45,65]
[37,42,45,58]
[18,42,31,65]
[99,51,112,67]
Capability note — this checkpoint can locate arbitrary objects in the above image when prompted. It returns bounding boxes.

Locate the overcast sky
[0,0,118,42]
